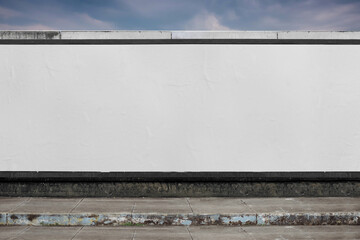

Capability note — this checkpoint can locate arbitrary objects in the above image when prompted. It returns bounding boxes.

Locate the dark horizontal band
[0,171,359,182]
[1,39,360,45]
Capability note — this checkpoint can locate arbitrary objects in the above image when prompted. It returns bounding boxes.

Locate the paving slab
[133,226,190,240]
[189,226,247,239]
[243,197,360,213]
[0,226,28,239]
[71,198,134,214]
[0,197,29,212]
[242,225,360,239]
[73,226,134,240]
[188,198,253,214]
[13,226,81,240]
[242,197,302,213]
[10,198,81,214]
[295,197,360,204]
[133,198,191,214]
[298,197,360,206]
[2,226,360,239]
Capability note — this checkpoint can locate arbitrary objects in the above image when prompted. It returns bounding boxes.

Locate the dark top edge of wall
[0,172,359,182]
[1,39,360,44]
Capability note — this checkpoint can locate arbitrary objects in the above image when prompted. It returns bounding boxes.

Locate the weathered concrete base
[1,197,359,226]
[0,181,359,197]
[1,212,359,226]
[258,213,360,225]
[4,213,258,226]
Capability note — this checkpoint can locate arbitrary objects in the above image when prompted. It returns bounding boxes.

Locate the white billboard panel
[1,44,360,171]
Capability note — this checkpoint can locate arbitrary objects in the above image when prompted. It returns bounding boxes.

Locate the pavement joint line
[69,198,84,214]
[186,226,193,240]
[131,228,136,240]
[13,225,31,239]
[241,199,258,224]
[241,226,256,240]
[238,226,244,233]
[8,197,31,213]
[185,198,194,214]
[131,202,136,215]
[71,226,84,240]
[240,199,256,214]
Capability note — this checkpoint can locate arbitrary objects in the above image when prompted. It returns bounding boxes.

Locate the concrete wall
[1,31,360,171]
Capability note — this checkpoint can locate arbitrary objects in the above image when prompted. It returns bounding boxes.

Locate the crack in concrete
[8,197,31,213]
[71,226,84,240]
[186,198,194,214]
[69,198,84,213]
[186,226,193,240]
[131,228,136,240]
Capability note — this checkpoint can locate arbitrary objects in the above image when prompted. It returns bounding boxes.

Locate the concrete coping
[1,31,360,41]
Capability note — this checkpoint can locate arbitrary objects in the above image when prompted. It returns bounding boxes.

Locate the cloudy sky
[0,0,359,31]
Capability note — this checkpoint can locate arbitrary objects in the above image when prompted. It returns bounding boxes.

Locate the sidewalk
[0,197,359,226]
[1,226,360,240]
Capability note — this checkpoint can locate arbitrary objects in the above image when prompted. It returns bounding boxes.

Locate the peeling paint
[257,212,360,226]
[220,215,257,225]
[7,214,68,226]
[1,212,359,226]
[69,214,131,226]
[0,213,6,225]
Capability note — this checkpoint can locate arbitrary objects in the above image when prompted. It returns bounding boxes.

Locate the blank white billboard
[1,44,360,171]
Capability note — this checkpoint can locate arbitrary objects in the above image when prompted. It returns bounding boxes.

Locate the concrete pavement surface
[1,226,360,239]
[0,197,359,226]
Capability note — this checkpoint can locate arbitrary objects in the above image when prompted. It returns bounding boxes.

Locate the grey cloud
[0,6,21,19]
[0,0,359,30]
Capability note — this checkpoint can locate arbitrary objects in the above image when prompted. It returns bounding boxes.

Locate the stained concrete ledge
[277,31,360,39]
[2,172,359,182]
[60,30,171,39]
[0,197,359,226]
[1,31,360,43]
[1,181,359,197]
[0,31,60,40]
[4,212,359,226]
[171,31,278,39]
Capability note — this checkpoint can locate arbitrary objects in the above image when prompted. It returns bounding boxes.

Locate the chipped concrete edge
[2,212,359,226]
[1,31,360,41]
[257,212,360,225]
